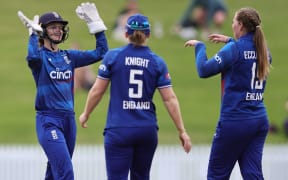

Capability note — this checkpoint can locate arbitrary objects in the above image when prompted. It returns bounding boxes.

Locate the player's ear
[125,32,129,38]
[239,22,245,31]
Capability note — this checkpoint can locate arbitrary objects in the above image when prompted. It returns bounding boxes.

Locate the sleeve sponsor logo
[99,64,107,71]
[214,54,222,64]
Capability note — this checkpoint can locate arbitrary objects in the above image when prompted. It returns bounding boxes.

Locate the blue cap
[126,14,150,35]
[39,12,68,27]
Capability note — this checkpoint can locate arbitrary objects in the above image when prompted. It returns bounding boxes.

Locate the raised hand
[17,11,42,35]
[75,2,107,34]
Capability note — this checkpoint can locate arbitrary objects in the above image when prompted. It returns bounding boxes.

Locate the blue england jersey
[194,33,272,121]
[26,32,108,111]
[98,43,172,128]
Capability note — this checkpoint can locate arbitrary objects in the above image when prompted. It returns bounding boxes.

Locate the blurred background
[0,0,287,179]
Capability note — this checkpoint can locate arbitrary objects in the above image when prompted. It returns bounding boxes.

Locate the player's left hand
[75,2,107,34]
[208,34,230,43]
[79,113,89,128]
[179,132,192,153]
[184,40,201,47]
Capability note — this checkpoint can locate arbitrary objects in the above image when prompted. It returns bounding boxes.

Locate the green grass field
[0,0,287,144]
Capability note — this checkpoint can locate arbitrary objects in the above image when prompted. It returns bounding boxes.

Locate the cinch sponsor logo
[49,68,72,80]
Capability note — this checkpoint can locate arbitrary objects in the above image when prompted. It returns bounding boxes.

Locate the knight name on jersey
[123,100,150,110]
[125,56,149,68]
[245,92,263,101]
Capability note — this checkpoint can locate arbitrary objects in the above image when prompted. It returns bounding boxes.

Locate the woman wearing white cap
[79,13,192,180]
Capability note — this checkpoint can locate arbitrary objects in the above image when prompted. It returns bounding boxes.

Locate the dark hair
[236,7,270,80]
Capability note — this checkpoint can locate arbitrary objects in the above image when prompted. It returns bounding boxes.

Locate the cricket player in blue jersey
[185,7,271,180]
[17,2,108,179]
[79,14,192,180]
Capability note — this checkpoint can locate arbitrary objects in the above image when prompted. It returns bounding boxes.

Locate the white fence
[1,144,288,180]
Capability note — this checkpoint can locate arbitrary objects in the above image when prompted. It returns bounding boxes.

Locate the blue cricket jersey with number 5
[98,43,172,128]
[194,32,272,121]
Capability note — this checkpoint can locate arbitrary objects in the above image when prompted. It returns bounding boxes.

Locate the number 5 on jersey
[129,69,143,98]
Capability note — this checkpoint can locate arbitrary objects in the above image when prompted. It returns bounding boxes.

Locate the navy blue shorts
[104,126,158,180]
[36,110,76,180]
[207,118,269,180]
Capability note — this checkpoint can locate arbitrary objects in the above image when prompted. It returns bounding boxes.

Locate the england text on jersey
[245,92,263,101]
[125,56,149,68]
[123,100,150,110]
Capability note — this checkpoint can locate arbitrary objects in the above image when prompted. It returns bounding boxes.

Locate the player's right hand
[17,11,42,35]
[79,113,89,128]
[179,132,192,153]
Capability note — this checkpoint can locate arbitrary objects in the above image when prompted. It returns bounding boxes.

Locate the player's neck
[44,41,59,52]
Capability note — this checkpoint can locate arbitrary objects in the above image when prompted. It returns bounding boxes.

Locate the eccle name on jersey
[244,51,257,59]
[125,56,149,68]
[123,100,150,110]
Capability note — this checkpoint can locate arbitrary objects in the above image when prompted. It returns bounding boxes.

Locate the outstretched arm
[17,11,42,68]
[158,87,192,153]
[184,38,232,78]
